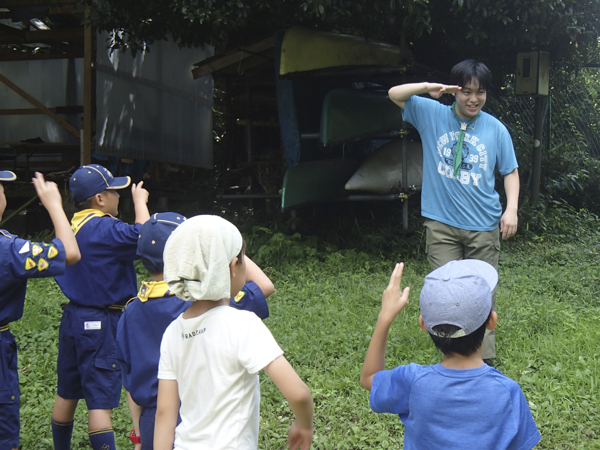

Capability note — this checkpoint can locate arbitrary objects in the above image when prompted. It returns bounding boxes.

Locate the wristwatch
[130,429,141,444]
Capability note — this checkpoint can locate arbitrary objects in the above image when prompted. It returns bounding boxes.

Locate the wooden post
[400,28,408,231]
[82,9,93,165]
[530,96,547,203]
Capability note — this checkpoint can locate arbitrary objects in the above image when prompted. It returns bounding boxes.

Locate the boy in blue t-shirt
[361,260,541,449]
[0,171,80,450]
[51,164,150,450]
[115,212,275,449]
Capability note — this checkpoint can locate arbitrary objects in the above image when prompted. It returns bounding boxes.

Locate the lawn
[12,207,600,449]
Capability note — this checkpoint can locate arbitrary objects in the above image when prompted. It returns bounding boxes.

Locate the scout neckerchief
[451,102,481,179]
[70,209,111,236]
[137,280,175,302]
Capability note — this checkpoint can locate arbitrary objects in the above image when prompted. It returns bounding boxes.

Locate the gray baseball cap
[420,259,498,338]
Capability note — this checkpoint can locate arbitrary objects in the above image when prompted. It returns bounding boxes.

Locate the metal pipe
[300,133,320,140]
[0,194,39,228]
[219,194,282,200]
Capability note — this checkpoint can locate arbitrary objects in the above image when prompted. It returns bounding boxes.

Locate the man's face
[0,183,6,221]
[453,78,487,120]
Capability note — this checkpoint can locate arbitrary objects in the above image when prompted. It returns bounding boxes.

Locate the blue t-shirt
[403,96,518,231]
[55,210,140,307]
[0,231,66,325]
[116,280,269,408]
[371,363,541,450]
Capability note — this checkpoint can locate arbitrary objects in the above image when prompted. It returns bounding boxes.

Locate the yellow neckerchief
[137,280,175,303]
[71,209,112,236]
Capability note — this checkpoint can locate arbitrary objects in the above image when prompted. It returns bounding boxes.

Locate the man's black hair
[429,312,492,357]
[450,60,493,91]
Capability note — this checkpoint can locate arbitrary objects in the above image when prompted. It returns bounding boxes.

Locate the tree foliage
[85,0,599,78]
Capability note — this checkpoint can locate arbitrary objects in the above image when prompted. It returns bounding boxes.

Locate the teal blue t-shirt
[403,96,518,231]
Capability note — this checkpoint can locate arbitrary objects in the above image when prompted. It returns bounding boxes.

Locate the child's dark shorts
[57,303,122,409]
[0,328,20,449]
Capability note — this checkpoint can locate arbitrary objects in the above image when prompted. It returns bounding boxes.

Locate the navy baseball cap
[0,170,16,181]
[69,164,131,203]
[420,259,498,338]
[138,212,187,273]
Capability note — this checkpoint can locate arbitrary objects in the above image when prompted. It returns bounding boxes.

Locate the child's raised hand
[380,263,410,321]
[32,172,62,211]
[288,419,313,450]
[131,181,149,205]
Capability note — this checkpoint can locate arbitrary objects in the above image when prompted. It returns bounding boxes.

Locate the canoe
[281,158,361,210]
[320,88,404,145]
[280,27,410,77]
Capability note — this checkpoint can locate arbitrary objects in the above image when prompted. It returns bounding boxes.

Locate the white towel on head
[163,215,243,301]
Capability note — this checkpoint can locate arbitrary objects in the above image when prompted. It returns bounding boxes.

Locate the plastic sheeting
[0,58,82,144]
[96,32,214,168]
[0,33,214,169]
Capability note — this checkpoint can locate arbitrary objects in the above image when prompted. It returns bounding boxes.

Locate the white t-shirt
[158,305,283,450]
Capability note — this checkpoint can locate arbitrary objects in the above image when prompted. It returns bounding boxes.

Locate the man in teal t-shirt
[387,60,520,362]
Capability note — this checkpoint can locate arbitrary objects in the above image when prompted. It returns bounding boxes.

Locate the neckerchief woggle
[451,102,481,179]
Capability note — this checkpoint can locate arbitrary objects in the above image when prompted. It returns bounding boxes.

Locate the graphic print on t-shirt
[436,131,487,186]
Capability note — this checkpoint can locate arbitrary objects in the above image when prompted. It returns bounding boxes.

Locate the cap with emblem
[420,259,498,338]
[137,212,186,273]
[69,164,131,203]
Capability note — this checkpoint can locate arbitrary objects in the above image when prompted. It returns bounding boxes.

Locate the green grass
[12,214,600,449]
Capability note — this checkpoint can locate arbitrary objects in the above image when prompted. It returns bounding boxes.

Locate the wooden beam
[0,27,84,44]
[0,142,80,150]
[0,50,83,61]
[0,23,26,40]
[0,106,83,115]
[191,36,274,79]
[0,72,80,138]
[48,5,81,14]
[2,0,79,6]
[213,50,274,76]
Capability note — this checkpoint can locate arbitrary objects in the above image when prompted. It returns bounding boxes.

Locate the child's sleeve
[229,281,270,320]
[237,313,283,374]
[157,323,178,381]
[105,220,141,261]
[370,363,420,415]
[7,235,66,280]
[511,385,542,448]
